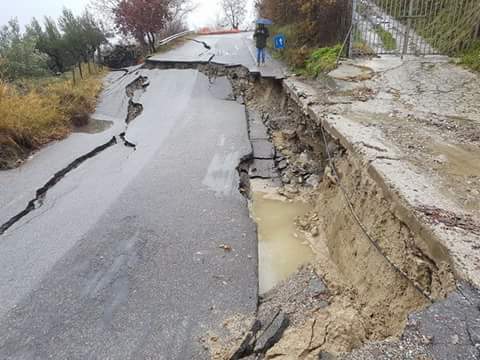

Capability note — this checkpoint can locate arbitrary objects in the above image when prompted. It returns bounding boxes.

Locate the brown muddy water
[250,191,315,294]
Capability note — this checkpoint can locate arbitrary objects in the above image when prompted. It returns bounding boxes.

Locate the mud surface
[330,58,480,221]
[251,189,315,294]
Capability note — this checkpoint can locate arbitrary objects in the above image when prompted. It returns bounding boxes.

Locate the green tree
[79,10,108,72]
[28,17,73,73]
[0,18,49,80]
[59,9,88,78]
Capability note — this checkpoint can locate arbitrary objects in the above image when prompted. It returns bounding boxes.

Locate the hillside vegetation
[375,0,480,54]
[0,71,104,169]
[0,15,106,169]
[257,0,351,72]
[373,0,480,71]
[259,0,479,73]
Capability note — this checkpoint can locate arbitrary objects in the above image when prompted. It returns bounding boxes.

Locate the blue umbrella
[256,18,273,25]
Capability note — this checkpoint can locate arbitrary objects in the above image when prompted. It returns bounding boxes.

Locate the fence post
[402,0,415,58]
[348,0,357,57]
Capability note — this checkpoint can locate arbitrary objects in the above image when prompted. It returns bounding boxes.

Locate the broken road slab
[249,159,279,180]
[251,139,275,159]
[247,109,269,140]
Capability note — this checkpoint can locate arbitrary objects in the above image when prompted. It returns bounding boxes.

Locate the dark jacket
[254,27,270,49]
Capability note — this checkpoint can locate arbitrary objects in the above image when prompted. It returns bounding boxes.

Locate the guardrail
[158,30,193,46]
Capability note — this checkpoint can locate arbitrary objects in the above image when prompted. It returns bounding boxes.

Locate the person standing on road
[254,24,269,66]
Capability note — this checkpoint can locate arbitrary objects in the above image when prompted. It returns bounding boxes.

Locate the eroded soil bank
[168,61,480,359]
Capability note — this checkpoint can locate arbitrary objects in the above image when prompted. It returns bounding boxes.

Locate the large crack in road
[0,136,118,235]
[0,73,151,236]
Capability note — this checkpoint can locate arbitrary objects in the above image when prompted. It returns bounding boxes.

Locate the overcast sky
[1,0,255,31]
[1,0,90,28]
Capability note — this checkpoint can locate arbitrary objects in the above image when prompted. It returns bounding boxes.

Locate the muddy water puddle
[250,191,315,294]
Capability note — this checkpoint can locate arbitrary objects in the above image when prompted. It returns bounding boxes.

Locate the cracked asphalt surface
[0,35,271,359]
[150,32,286,79]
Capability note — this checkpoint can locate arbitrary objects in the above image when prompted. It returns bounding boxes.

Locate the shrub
[373,25,396,51]
[459,41,480,72]
[0,82,65,144]
[103,44,143,68]
[305,45,342,77]
[0,71,104,169]
[259,0,351,70]
[258,0,351,48]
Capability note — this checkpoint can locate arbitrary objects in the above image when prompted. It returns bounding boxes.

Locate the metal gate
[350,0,480,56]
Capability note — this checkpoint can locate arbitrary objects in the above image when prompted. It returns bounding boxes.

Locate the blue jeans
[256,47,266,64]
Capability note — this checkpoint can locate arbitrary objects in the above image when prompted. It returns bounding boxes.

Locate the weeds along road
[0,33,281,359]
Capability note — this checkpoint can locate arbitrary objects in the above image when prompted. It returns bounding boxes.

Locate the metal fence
[350,0,480,56]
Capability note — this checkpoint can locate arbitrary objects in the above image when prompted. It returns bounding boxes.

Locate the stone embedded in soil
[254,311,289,354]
[306,174,321,188]
[319,352,337,360]
[277,160,288,170]
[281,174,291,184]
[230,320,262,360]
[259,265,329,327]
[310,226,319,237]
[239,355,257,360]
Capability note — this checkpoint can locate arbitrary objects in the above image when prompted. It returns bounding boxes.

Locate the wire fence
[350,0,480,56]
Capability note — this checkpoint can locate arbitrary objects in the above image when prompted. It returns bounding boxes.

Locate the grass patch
[0,70,104,169]
[267,25,343,77]
[458,41,480,72]
[304,45,342,77]
[374,25,397,51]
[352,30,375,56]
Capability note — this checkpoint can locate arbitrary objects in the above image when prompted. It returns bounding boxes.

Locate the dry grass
[0,71,104,169]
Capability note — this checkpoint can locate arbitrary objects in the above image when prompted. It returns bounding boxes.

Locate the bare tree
[89,0,120,33]
[170,0,196,23]
[158,0,196,37]
[221,0,247,30]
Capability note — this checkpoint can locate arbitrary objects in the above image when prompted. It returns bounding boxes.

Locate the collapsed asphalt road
[150,32,286,79]
[0,34,273,358]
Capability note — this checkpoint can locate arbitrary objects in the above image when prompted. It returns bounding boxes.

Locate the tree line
[0,0,194,81]
[93,0,193,53]
[0,10,107,82]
